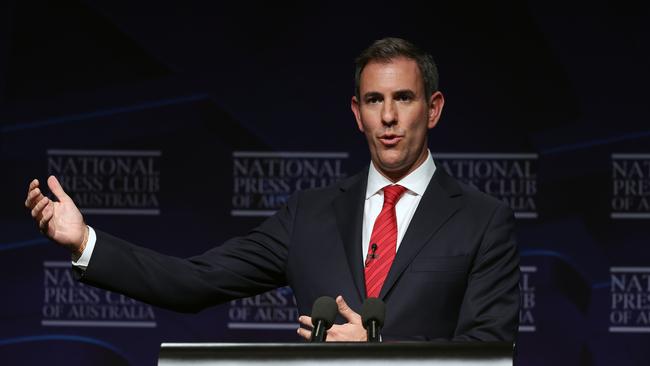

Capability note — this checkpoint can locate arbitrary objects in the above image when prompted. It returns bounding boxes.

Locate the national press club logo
[227,288,299,330]
[611,154,650,219]
[230,151,349,216]
[47,149,161,215]
[42,261,156,328]
[436,153,538,219]
[609,267,650,333]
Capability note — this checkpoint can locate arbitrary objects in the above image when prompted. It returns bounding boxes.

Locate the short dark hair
[354,37,439,102]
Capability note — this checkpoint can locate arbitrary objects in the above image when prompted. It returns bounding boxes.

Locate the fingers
[31,196,50,220]
[47,175,70,202]
[29,179,39,191]
[39,204,54,231]
[336,295,361,324]
[298,315,313,328]
[296,326,311,341]
[297,315,313,341]
[25,184,45,209]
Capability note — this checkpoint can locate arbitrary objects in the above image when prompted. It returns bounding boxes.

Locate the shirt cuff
[71,226,97,270]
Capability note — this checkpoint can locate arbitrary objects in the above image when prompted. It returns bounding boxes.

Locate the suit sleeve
[76,193,300,313]
[452,203,520,342]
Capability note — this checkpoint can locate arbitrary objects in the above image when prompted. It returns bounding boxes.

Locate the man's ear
[427,91,445,129]
[351,96,364,132]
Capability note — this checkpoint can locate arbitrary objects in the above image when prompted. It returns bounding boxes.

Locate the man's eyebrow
[362,91,383,100]
[393,89,416,97]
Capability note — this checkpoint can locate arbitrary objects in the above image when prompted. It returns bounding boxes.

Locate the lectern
[159,342,513,365]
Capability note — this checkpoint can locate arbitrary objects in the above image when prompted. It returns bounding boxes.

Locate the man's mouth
[379,134,403,146]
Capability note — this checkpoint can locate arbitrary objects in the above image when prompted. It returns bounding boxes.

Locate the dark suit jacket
[78,166,520,341]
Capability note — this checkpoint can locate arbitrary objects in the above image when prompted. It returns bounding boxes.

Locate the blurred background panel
[1,1,649,365]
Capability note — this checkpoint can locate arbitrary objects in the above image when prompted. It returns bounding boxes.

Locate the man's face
[351,57,444,182]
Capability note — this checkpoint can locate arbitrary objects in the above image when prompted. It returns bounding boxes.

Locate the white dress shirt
[72,225,96,270]
[74,151,436,270]
[361,150,436,263]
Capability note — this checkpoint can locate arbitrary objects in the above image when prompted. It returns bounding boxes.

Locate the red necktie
[364,184,407,298]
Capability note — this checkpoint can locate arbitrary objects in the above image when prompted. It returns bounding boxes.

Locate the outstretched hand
[297,295,367,342]
[25,176,88,256]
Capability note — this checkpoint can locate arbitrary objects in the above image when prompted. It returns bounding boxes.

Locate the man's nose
[381,100,397,125]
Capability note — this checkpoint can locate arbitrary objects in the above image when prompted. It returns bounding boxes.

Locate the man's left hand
[297,295,367,342]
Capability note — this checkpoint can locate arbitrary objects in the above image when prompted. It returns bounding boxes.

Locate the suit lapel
[379,167,464,299]
[332,169,368,303]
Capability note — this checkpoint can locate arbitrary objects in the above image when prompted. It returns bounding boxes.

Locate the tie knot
[382,185,407,207]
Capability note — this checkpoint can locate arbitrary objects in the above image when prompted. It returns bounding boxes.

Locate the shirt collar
[365,150,437,199]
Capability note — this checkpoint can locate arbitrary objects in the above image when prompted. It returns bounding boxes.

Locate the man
[26,38,519,341]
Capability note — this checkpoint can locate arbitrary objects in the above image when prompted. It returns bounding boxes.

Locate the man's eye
[395,95,413,102]
[366,97,381,104]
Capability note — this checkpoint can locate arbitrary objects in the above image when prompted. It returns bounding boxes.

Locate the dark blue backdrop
[1,1,649,365]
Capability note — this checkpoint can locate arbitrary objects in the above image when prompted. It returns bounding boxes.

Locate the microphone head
[361,298,386,329]
[310,296,338,329]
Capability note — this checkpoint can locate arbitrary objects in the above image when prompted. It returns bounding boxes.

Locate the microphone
[361,298,386,342]
[365,243,378,267]
[310,296,337,342]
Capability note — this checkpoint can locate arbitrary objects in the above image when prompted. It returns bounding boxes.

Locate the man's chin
[372,151,427,179]
[373,160,410,179]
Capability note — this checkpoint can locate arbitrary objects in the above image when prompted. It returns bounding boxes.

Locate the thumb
[47,175,70,202]
[336,295,361,324]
